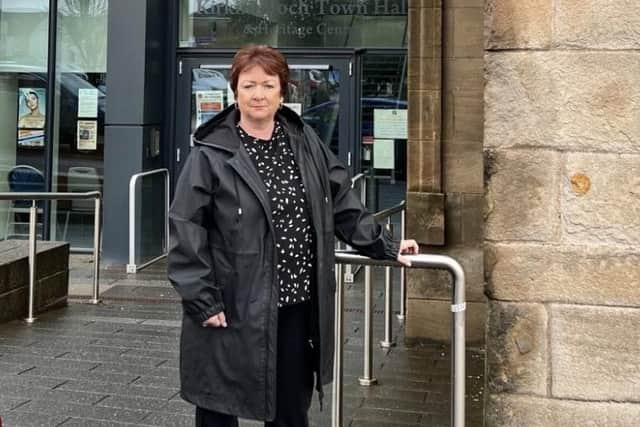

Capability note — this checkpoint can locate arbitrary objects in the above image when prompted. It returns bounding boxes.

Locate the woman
[168,45,418,427]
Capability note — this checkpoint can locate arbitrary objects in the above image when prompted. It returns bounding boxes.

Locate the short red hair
[230,45,289,98]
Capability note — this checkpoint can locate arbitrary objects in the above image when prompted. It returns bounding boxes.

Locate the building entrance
[173,55,354,190]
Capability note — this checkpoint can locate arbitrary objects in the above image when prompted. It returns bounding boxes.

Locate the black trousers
[196,301,315,427]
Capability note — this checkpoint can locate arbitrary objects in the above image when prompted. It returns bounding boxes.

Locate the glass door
[173,55,354,189]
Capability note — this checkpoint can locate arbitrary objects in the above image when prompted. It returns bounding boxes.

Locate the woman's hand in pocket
[202,312,228,328]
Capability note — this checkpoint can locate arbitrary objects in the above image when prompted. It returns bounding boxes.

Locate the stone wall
[484,0,640,424]
[0,240,70,323]
[406,0,486,344]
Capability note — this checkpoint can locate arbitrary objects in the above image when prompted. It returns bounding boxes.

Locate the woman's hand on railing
[396,239,419,267]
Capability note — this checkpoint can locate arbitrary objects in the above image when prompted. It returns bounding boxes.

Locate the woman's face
[236,65,282,125]
[26,93,39,111]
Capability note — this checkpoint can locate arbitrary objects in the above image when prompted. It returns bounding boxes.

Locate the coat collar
[192,103,305,152]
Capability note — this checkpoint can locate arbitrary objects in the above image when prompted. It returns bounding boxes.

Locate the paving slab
[0,255,485,426]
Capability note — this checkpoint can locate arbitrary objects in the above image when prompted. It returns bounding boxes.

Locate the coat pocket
[212,246,261,323]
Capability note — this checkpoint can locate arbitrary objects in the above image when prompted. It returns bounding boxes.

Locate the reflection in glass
[190,63,341,156]
[291,67,341,156]
[179,0,407,49]
[133,173,167,266]
[360,54,407,212]
[51,0,108,249]
[0,1,50,240]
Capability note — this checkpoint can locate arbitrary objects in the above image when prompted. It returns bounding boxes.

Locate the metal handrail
[0,191,102,322]
[373,199,406,221]
[127,169,170,273]
[351,172,365,187]
[332,251,466,427]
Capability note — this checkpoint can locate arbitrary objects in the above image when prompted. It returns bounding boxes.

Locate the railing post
[332,252,466,427]
[91,196,101,304]
[332,263,344,427]
[380,222,395,348]
[398,209,406,321]
[25,200,37,324]
[451,263,466,427]
[127,174,137,274]
[358,265,377,386]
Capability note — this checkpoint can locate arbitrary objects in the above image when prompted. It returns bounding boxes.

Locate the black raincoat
[168,105,399,421]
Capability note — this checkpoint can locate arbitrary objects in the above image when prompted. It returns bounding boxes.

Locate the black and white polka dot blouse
[237,121,314,307]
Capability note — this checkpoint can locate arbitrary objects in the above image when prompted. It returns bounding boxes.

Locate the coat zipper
[226,149,278,419]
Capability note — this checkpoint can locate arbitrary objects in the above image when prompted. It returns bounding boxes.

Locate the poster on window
[78,88,99,118]
[373,139,395,169]
[77,120,98,151]
[17,87,46,147]
[373,109,407,140]
[195,90,224,127]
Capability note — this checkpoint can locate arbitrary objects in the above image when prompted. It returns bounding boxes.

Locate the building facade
[3,0,638,424]
[484,0,640,424]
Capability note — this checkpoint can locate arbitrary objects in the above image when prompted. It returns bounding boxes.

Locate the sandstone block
[447,0,482,8]
[486,243,640,306]
[487,394,640,427]
[408,7,442,59]
[407,138,441,192]
[406,191,445,245]
[551,304,640,401]
[408,0,442,8]
[408,57,441,91]
[486,302,547,395]
[444,140,483,194]
[443,192,484,243]
[484,149,561,241]
[453,7,484,58]
[555,0,640,49]
[485,0,552,49]
[407,246,484,301]
[406,299,486,343]
[485,51,640,153]
[408,90,441,142]
[444,59,484,93]
[564,153,640,246]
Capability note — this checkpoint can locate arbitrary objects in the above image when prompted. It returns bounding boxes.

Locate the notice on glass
[373,109,407,140]
[78,88,98,118]
[373,139,395,169]
[77,120,98,150]
[196,90,224,127]
[284,103,302,116]
[18,129,45,147]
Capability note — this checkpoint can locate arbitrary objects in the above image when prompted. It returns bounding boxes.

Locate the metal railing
[332,251,466,427]
[0,191,102,322]
[373,200,407,325]
[341,173,368,283]
[126,169,169,273]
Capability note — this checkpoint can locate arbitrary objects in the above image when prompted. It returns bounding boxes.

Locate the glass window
[0,1,50,240]
[50,0,108,249]
[179,0,407,49]
[360,53,407,212]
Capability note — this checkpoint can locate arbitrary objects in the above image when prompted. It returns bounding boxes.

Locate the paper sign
[78,88,98,118]
[373,109,407,139]
[196,90,224,127]
[373,139,394,169]
[77,120,98,150]
[18,129,45,147]
[284,103,302,116]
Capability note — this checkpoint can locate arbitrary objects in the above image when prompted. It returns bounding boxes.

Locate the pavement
[0,256,484,426]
